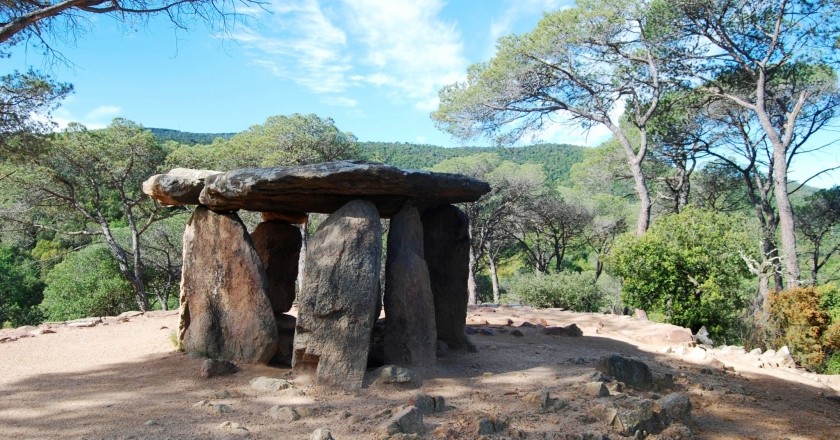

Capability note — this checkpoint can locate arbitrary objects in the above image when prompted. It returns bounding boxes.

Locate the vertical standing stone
[383,203,437,366]
[179,207,278,363]
[251,220,302,314]
[293,200,382,389]
[422,204,471,351]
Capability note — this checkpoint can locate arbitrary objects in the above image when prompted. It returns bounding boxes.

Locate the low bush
[41,245,134,321]
[770,286,840,372]
[506,271,604,312]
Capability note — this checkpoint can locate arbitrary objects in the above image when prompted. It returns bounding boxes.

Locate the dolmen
[142,160,490,389]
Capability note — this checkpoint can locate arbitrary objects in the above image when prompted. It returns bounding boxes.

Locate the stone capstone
[383,203,437,367]
[251,221,302,315]
[197,160,490,217]
[179,207,277,363]
[292,200,382,389]
[422,204,471,351]
[141,168,220,206]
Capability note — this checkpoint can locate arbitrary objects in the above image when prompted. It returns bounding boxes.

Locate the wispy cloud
[232,0,351,94]
[42,105,123,130]
[234,0,467,112]
[342,0,467,111]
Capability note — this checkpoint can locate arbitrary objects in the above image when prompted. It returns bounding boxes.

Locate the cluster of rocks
[142,161,490,389]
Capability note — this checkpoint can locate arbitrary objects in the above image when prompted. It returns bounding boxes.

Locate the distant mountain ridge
[150,128,585,183]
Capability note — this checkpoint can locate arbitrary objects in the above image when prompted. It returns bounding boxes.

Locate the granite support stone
[292,200,382,389]
[422,204,471,351]
[179,207,278,363]
[383,203,437,366]
[251,220,302,314]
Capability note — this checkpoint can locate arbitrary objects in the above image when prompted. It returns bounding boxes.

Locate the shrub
[0,246,45,327]
[506,271,605,312]
[41,245,134,321]
[608,207,753,341]
[770,286,840,371]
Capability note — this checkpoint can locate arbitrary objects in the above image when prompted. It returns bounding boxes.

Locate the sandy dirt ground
[1,306,838,440]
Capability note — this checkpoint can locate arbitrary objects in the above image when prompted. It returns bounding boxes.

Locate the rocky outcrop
[198,160,490,216]
[293,200,382,389]
[179,207,278,363]
[251,221,301,315]
[422,204,471,351]
[383,204,437,367]
[142,168,219,206]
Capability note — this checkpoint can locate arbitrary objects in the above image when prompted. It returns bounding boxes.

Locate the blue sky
[1,0,838,186]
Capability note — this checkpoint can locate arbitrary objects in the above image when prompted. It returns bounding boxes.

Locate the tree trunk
[613,129,651,235]
[773,156,800,287]
[467,220,477,305]
[488,255,500,304]
[98,216,149,312]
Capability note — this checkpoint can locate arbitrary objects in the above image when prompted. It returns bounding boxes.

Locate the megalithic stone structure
[143,160,490,386]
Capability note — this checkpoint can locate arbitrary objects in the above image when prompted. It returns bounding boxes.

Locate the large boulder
[251,220,302,314]
[179,207,278,363]
[142,168,220,206]
[199,160,490,216]
[292,200,382,389]
[421,204,471,351]
[383,204,437,367]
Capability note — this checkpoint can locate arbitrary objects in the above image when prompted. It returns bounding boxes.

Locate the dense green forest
[1,0,839,375]
[149,128,235,145]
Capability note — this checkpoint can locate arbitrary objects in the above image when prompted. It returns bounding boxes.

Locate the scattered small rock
[218,421,250,437]
[541,323,583,337]
[145,419,160,426]
[204,389,245,399]
[249,376,292,391]
[374,365,417,385]
[201,358,239,378]
[595,354,654,391]
[659,393,692,425]
[583,381,610,398]
[117,311,144,319]
[694,326,713,346]
[408,393,446,414]
[267,406,300,422]
[310,429,335,440]
[193,400,233,414]
[524,389,568,410]
[377,406,424,436]
[65,317,102,328]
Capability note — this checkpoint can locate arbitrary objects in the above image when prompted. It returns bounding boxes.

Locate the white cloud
[84,105,122,122]
[232,0,351,94]
[39,105,123,130]
[234,0,467,112]
[320,96,358,107]
[341,0,467,109]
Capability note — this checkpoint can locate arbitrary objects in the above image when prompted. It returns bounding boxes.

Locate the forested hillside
[358,142,585,183]
[149,128,236,145]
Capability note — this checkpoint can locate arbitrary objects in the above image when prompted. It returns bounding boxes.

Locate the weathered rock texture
[292,200,382,389]
[198,160,490,216]
[142,168,219,206]
[251,221,301,314]
[179,207,278,363]
[383,204,437,366]
[422,204,471,351]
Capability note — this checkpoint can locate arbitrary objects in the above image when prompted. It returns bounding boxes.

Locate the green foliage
[148,128,235,145]
[41,245,134,321]
[359,142,584,183]
[506,271,605,312]
[166,113,358,170]
[818,283,840,322]
[608,207,753,340]
[0,246,44,327]
[770,286,840,372]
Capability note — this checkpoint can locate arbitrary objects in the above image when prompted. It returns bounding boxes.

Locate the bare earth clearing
[1,306,838,440]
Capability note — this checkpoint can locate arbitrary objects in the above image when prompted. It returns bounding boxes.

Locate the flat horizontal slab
[197,160,490,217]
